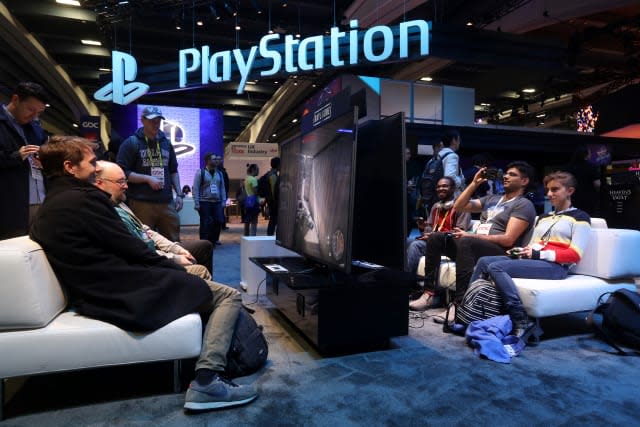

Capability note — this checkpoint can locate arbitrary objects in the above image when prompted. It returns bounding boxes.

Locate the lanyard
[434,208,450,232]
[144,136,163,168]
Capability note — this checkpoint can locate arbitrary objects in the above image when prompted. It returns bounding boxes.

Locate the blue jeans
[406,238,427,274]
[470,255,569,317]
[199,201,224,244]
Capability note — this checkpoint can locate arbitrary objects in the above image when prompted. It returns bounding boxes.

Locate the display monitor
[276,109,359,273]
[352,112,407,271]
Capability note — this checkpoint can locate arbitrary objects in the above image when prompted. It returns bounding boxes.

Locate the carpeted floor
[2,221,639,426]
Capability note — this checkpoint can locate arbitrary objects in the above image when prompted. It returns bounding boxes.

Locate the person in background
[406,146,424,236]
[31,136,257,411]
[266,157,281,236]
[182,185,191,197]
[117,106,184,242]
[218,156,230,231]
[243,163,261,236]
[193,153,227,246]
[470,171,591,337]
[565,146,601,216]
[95,161,213,277]
[405,176,471,279]
[0,82,48,239]
[439,129,465,194]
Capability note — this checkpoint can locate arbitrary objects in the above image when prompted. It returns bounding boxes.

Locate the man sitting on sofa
[405,176,471,277]
[30,136,257,411]
[94,160,211,280]
[410,161,536,311]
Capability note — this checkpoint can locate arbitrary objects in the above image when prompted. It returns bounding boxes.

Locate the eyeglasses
[101,177,127,186]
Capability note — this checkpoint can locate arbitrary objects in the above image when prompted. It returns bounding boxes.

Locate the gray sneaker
[184,374,258,410]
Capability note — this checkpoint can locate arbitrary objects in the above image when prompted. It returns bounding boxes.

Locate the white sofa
[0,236,203,419]
[417,219,640,327]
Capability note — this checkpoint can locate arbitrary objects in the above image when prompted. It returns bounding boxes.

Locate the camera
[482,167,499,180]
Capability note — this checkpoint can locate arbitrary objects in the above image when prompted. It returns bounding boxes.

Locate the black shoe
[215,241,222,246]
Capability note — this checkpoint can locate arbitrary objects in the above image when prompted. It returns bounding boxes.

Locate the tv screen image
[276,109,358,272]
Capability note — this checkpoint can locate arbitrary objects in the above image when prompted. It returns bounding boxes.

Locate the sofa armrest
[573,228,640,279]
[0,236,66,330]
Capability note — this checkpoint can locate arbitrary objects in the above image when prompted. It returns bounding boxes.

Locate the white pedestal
[179,197,200,226]
[240,236,300,296]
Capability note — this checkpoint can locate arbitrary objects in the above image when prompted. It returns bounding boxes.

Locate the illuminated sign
[95,19,430,104]
[180,19,429,94]
[94,51,149,105]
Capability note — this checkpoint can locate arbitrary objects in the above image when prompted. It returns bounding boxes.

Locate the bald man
[95,160,213,279]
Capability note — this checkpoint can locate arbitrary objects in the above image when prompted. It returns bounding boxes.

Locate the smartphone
[483,167,499,180]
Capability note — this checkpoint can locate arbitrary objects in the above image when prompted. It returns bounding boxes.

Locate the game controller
[507,247,524,259]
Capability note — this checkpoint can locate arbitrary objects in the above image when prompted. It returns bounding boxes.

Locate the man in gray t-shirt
[411,161,536,310]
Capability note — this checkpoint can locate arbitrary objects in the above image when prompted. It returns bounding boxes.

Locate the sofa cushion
[515,275,637,318]
[0,236,66,331]
[0,311,203,378]
[572,228,640,279]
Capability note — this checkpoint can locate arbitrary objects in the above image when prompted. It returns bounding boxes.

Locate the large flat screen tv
[276,108,359,273]
[352,112,407,271]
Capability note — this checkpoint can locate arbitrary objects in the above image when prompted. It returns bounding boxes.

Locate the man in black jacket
[0,82,48,239]
[30,136,257,411]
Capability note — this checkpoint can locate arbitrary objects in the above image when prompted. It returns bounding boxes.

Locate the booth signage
[95,19,430,105]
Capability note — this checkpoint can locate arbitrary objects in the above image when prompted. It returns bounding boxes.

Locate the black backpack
[443,278,504,334]
[418,151,452,210]
[225,309,269,377]
[587,289,640,355]
[257,172,273,199]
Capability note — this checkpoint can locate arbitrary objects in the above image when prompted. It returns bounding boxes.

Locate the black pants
[181,239,214,274]
[423,233,505,301]
[199,201,224,245]
[266,199,278,236]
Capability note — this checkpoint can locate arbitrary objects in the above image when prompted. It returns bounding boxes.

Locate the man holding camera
[410,161,536,311]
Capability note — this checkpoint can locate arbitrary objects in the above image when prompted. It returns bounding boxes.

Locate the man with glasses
[0,82,48,239]
[411,161,536,310]
[95,160,214,276]
[117,106,184,242]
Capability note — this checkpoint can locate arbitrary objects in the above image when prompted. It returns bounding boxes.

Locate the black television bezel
[275,107,359,274]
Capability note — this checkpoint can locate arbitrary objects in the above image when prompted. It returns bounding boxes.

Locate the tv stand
[250,256,409,355]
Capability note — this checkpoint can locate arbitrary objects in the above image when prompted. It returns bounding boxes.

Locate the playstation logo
[94,51,149,105]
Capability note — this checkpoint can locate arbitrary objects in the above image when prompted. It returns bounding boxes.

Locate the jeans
[471,255,569,317]
[406,238,427,274]
[196,280,242,372]
[198,201,224,244]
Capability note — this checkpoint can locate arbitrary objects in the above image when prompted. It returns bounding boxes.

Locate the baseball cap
[142,106,164,120]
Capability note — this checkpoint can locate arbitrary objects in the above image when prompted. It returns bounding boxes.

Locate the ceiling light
[420,77,433,82]
[72,123,78,128]
[81,39,102,46]
[466,21,473,26]
[56,0,81,6]
[197,20,204,26]
[480,102,491,106]
[282,1,288,7]
[268,29,274,34]
[272,133,277,137]
[296,33,301,38]
[291,118,298,123]
[45,104,51,108]
[536,113,546,118]
[176,25,182,30]
[98,67,111,72]
[522,88,536,93]
[235,25,241,30]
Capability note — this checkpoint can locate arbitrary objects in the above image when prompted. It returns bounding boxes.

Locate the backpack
[444,278,504,334]
[257,171,273,199]
[225,308,269,377]
[586,289,640,355]
[418,151,452,210]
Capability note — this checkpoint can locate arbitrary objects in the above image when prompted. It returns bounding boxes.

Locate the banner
[225,142,279,179]
[80,116,100,142]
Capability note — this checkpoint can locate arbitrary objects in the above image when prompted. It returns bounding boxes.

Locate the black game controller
[507,247,523,259]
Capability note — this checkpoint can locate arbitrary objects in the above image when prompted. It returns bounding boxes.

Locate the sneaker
[512,319,535,339]
[409,292,437,311]
[184,374,257,411]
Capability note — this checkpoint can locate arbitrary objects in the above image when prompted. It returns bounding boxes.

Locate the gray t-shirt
[478,194,536,247]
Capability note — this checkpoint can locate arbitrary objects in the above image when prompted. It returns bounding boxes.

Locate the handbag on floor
[225,308,269,377]
[443,278,504,334]
[586,289,640,356]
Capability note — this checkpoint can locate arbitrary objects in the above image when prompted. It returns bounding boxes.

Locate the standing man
[193,153,227,246]
[31,136,257,410]
[439,129,465,194]
[266,156,280,236]
[117,106,184,242]
[0,82,48,239]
